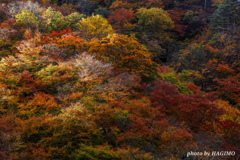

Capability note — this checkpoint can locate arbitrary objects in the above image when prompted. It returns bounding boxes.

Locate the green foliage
[36,64,58,83]
[160,68,193,95]
[42,7,83,32]
[178,43,207,71]
[208,0,240,32]
[208,2,227,32]
[112,109,130,126]
[0,83,17,114]
[64,12,85,30]
[179,70,192,83]
[15,10,38,29]
[71,144,122,160]
[43,7,64,32]
[137,8,174,39]
[80,96,100,109]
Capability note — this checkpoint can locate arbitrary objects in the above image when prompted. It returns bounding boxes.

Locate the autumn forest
[0,0,239,159]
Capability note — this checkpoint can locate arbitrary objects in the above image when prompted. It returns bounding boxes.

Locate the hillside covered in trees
[0,0,239,159]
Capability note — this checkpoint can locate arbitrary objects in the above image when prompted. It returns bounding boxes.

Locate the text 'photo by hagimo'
[0,0,239,159]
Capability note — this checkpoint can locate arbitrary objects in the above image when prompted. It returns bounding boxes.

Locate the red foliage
[150,81,180,110]
[221,141,239,158]
[145,0,164,8]
[16,70,45,101]
[215,63,235,77]
[162,0,172,6]
[109,100,194,154]
[213,78,240,105]
[20,144,50,159]
[44,4,75,16]
[0,114,22,134]
[158,65,170,74]
[0,114,22,159]
[110,100,168,145]
[46,27,72,38]
[220,120,240,139]
[166,10,186,37]
[0,19,16,29]
[184,83,201,94]
[150,80,223,132]
[108,8,135,32]
[20,71,44,89]
[0,151,10,160]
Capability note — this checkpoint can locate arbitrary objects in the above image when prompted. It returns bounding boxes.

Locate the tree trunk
[204,0,207,10]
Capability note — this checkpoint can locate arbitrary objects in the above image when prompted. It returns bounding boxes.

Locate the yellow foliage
[78,14,113,40]
[215,99,240,123]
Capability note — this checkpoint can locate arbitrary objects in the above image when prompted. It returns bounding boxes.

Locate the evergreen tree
[209,0,240,32]
[208,2,227,32]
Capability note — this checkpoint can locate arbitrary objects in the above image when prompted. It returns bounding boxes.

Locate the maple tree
[108,8,135,32]
[150,80,223,132]
[109,99,195,158]
[166,10,186,38]
[88,34,159,79]
[213,78,240,107]
[0,0,240,159]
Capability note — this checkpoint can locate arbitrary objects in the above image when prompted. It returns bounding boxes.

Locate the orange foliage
[23,29,33,40]
[88,34,159,78]
[215,62,235,77]
[108,8,136,32]
[184,83,201,94]
[0,19,16,29]
[205,43,221,54]
[18,92,61,118]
